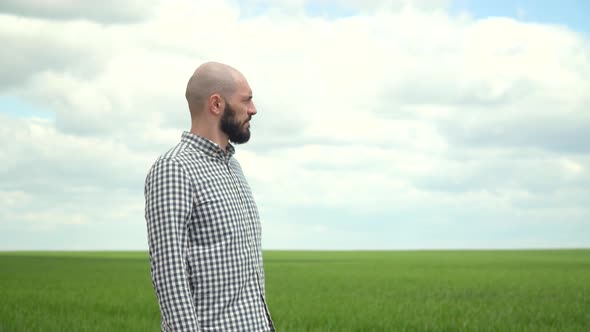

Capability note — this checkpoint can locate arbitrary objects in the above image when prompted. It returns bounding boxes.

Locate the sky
[0,0,589,250]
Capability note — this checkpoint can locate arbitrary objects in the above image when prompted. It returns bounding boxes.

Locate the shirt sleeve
[145,158,200,331]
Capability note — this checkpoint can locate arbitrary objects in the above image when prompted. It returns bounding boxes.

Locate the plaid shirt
[145,132,274,332]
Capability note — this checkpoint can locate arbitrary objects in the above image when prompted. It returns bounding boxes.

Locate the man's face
[220,78,256,144]
[220,101,251,144]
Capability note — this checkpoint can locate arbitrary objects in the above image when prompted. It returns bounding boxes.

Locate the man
[144,62,275,331]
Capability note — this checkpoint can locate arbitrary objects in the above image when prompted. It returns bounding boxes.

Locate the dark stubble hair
[220,102,251,144]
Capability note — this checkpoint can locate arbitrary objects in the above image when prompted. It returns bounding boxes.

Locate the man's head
[185,62,256,146]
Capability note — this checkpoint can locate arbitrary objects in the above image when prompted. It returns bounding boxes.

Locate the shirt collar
[181,131,235,161]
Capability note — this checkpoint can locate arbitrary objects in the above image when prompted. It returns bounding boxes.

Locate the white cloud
[0,0,158,23]
[0,0,589,249]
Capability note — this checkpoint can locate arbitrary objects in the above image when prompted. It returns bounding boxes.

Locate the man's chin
[230,131,251,144]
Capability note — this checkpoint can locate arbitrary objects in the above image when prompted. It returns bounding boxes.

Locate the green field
[1,250,589,331]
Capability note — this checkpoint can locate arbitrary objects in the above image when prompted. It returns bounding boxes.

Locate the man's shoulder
[157,140,202,165]
[147,141,200,175]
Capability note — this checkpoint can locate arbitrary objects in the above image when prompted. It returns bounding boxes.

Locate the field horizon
[2,247,589,253]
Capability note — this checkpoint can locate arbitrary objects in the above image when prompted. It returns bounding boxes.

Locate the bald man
[144,62,275,331]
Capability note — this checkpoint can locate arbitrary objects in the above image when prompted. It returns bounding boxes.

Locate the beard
[220,102,251,144]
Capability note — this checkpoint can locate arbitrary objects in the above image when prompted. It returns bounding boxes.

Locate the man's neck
[190,123,229,151]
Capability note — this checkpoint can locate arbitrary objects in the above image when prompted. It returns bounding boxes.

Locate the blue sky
[0,95,54,119]
[0,0,589,250]
[451,0,590,34]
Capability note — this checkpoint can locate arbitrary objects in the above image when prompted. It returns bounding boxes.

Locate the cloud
[0,15,104,89]
[0,0,157,23]
[0,0,589,249]
[0,114,151,238]
[0,114,152,191]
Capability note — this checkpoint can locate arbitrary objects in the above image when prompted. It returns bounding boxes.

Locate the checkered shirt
[144,131,275,332]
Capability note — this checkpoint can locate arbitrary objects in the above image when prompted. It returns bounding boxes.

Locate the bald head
[185,62,243,117]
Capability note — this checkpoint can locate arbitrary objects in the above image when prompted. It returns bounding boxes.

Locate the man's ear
[209,94,223,115]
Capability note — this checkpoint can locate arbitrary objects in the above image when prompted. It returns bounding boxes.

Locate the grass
[1,250,589,331]
[0,251,158,332]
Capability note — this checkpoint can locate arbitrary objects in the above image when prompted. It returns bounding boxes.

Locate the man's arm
[145,158,200,331]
